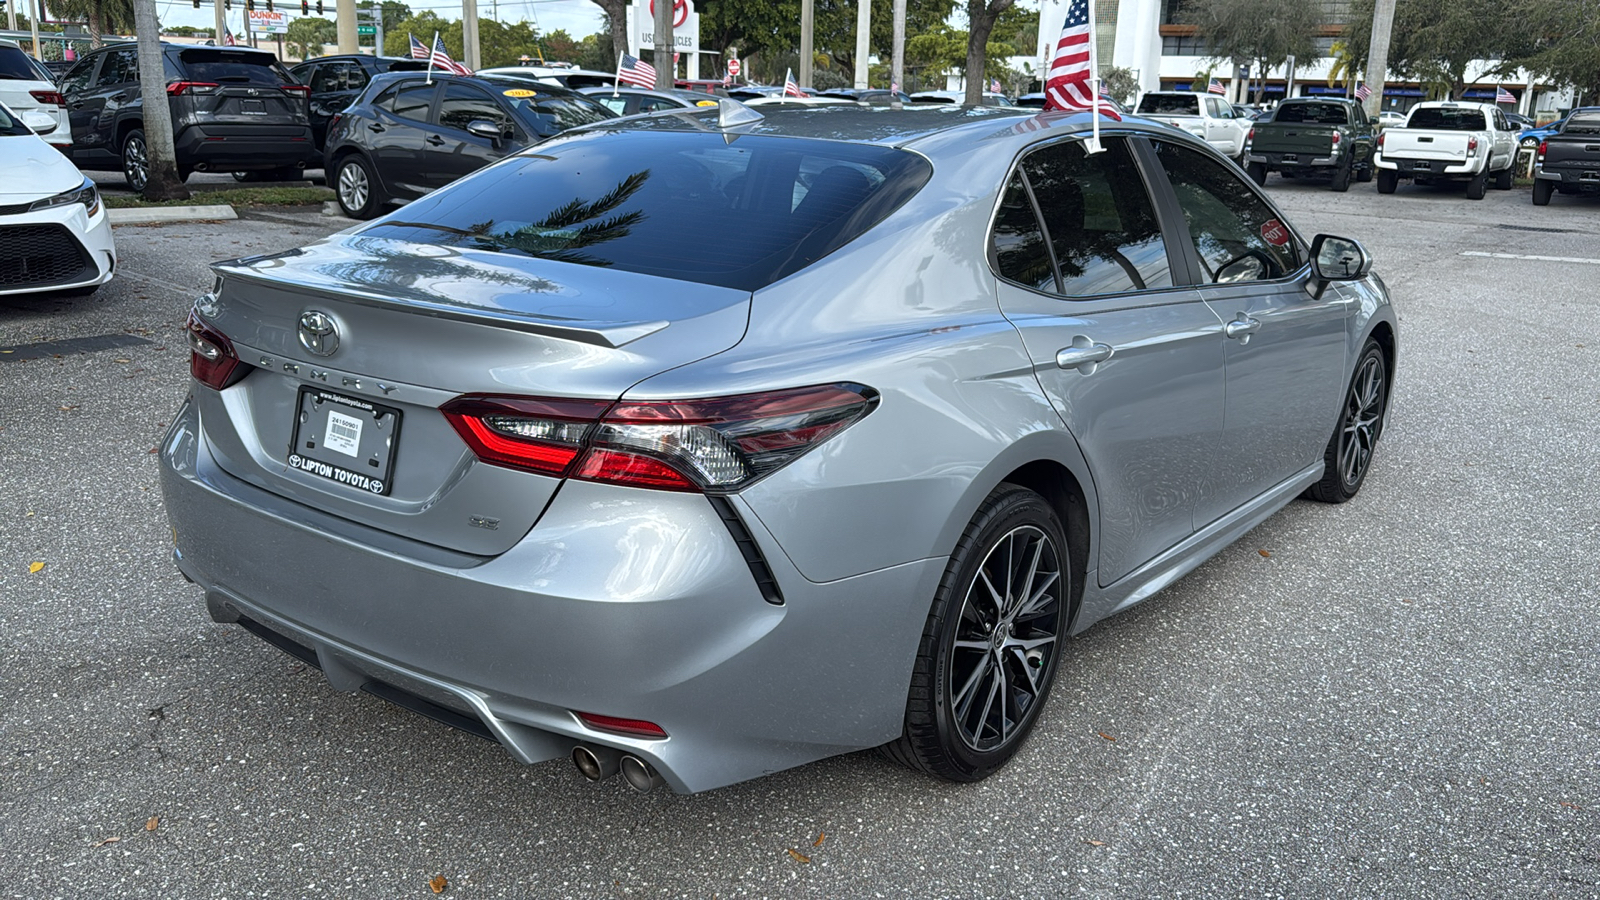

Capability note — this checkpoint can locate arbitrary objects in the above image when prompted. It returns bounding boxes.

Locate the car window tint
[1274,102,1348,125]
[486,84,614,135]
[0,102,28,135]
[360,130,932,291]
[637,96,678,111]
[0,45,41,81]
[376,81,435,121]
[58,56,98,94]
[438,82,510,131]
[991,171,1055,292]
[309,64,343,93]
[95,50,137,87]
[1405,107,1487,131]
[344,63,369,90]
[1019,138,1171,297]
[1138,94,1199,115]
[177,49,294,86]
[1152,139,1304,283]
[1565,112,1600,134]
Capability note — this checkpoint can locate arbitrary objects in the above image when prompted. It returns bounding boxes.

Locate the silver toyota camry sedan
[161,103,1396,794]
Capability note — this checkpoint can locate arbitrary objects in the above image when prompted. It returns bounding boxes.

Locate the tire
[1466,170,1487,200]
[121,129,149,194]
[1330,161,1352,192]
[1356,164,1373,183]
[883,484,1072,782]
[1532,179,1553,206]
[334,154,383,219]
[1247,161,1267,186]
[1377,169,1398,194]
[1305,340,1388,504]
[1494,164,1513,190]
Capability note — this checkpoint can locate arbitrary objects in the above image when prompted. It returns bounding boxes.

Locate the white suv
[0,40,70,151]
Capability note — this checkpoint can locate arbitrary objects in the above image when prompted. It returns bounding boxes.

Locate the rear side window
[1564,112,1600,135]
[999,137,1172,297]
[991,173,1056,292]
[1137,94,1199,115]
[358,129,933,291]
[0,102,28,135]
[177,49,294,86]
[0,45,40,81]
[96,50,138,87]
[374,81,435,121]
[1405,107,1487,131]
[1273,103,1348,125]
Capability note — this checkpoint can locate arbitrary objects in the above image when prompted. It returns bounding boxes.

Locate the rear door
[423,80,519,189]
[58,53,104,153]
[365,79,436,199]
[83,50,137,155]
[1146,138,1350,526]
[991,135,1226,586]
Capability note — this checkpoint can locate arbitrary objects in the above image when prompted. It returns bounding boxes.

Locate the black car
[57,42,316,191]
[324,72,615,218]
[819,88,913,106]
[287,54,427,154]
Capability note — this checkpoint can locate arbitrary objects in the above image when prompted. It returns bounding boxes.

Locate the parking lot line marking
[1461,251,1600,266]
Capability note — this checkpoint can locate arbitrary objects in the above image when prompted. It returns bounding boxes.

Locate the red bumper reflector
[575,711,668,739]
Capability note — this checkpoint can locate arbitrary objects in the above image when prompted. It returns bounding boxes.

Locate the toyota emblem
[298,311,340,356]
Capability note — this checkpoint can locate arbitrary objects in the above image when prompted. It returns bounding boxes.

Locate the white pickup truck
[1374,101,1517,199]
[1134,91,1252,160]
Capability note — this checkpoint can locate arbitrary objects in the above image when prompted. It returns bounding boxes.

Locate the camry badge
[298,311,340,357]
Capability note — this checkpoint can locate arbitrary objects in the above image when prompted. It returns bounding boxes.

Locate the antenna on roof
[717,97,764,129]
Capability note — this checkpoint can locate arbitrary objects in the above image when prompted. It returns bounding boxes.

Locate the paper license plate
[1413,161,1431,170]
[240,99,266,115]
[287,387,402,495]
[1282,154,1298,162]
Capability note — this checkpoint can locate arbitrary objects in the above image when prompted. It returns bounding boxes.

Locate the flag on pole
[990,77,1002,93]
[890,81,900,93]
[1207,77,1226,95]
[783,68,805,97]
[1354,83,1372,101]
[409,33,429,60]
[617,53,656,88]
[431,34,471,76]
[223,29,235,46]
[1042,0,1121,120]
[1495,85,1516,104]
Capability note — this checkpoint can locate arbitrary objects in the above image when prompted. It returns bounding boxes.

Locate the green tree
[384,13,545,67]
[1100,64,1138,105]
[1183,0,1323,102]
[48,0,134,47]
[962,0,1014,103]
[1343,0,1506,100]
[699,0,955,85]
[357,0,413,34]
[287,16,337,59]
[1504,0,1600,101]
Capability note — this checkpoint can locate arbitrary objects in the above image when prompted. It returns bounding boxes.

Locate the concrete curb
[109,205,237,225]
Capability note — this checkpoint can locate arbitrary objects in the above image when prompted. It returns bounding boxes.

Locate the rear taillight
[1330,130,1341,145]
[167,81,220,96]
[442,383,879,493]
[186,310,245,390]
[1247,127,1255,141]
[29,89,65,106]
[1377,132,1385,150]
[1538,140,1547,157]
[1467,136,1479,154]
[281,84,310,98]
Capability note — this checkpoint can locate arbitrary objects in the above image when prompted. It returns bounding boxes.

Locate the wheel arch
[327,146,389,202]
[114,117,144,154]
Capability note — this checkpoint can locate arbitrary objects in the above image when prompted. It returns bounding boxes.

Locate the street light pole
[214,0,227,48]
[891,0,904,92]
[1363,0,1396,118]
[853,0,868,89]
[462,0,480,69]
[653,0,672,89]
[337,0,357,53]
[799,0,812,87]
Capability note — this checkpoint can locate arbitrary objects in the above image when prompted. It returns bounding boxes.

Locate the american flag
[990,77,1002,93]
[1354,83,1372,101]
[431,34,471,76]
[1043,0,1121,119]
[1207,77,1225,95]
[409,33,429,60]
[222,30,235,46]
[1495,85,1516,104]
[783,68,805,97]
[617,53,655,88]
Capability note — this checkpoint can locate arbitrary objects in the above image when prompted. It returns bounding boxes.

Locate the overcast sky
[153,0,606,40]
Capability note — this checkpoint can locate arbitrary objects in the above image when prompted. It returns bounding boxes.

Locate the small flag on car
[617,53,656,89]
[990,78,1002,93]
[1495,85,1516,104]
[784,68,805,97]
[1042,0,1121,120]
[1207,77,1226,95]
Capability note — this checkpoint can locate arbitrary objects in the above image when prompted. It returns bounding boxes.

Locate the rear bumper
[0,202,116,296]
[1375,155,1479,177]
[1247,150,1339,168]
[174,125,319,171]
[159,395,941,793]
[1534,168,1600,187]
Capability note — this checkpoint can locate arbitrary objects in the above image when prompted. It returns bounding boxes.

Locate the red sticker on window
[1260,219,1289,246]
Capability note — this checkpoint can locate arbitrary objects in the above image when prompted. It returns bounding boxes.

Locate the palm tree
[50,0,135,47]
[1326,40,1359,93]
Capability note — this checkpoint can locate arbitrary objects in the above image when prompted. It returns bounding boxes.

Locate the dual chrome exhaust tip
[572,745,665,793]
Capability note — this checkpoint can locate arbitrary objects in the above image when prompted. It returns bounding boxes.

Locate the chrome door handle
[426,134,446,146]
[1055,337,1114,373]
[1224,315,1261,340]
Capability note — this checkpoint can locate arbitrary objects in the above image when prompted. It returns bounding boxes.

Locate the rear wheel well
[997,460,1089,626]
[115,119,143,154]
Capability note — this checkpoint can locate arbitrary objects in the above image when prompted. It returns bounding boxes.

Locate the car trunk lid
[194,234,751,555]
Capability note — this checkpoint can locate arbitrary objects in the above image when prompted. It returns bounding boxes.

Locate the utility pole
[652,0,671,89]
[132,0,188,200]
[29,0,40,59]
[891,0,904,92]
[853,0,868,89]
[461,0,479,69]
[8,0,18,38]
[1362,0,1396,118]
[374,6,383,57]
[337,0,356,53]
[799,0,812,87]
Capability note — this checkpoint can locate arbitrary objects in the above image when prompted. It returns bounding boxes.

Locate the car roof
[364,70,588,98]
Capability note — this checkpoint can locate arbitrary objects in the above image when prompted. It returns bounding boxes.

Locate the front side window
[1015,138,1173,297]
[437,82,510,131]
[58,56,98,94]
[1152,139,1304,284]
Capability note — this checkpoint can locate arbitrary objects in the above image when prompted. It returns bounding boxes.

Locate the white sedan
[0,100,115,297]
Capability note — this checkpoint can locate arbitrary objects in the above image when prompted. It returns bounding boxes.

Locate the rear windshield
[1137,94,1199,115]
[359,129,933,291]
[177,49,294,85]
[1405,107,1486,131]
[0,45,41,81]
[1562,112,1600,135]
[1272,102,1348,125]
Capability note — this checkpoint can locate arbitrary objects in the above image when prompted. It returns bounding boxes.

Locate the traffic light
[192,0,200,7]
[315,0,322,13]
[266,0,273,9]
[245,0,253,12]
[301,0,308,13]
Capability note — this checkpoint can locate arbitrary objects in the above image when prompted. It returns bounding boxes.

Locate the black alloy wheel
[122,129,149,194]
[1306,339,1388,503]
[884,485,1072,781]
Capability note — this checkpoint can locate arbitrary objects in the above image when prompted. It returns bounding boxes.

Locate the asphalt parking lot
[2,178,1597,898]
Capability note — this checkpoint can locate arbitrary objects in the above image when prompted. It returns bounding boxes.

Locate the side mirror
[466,118,504,143]
[1308,234,1372,288]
